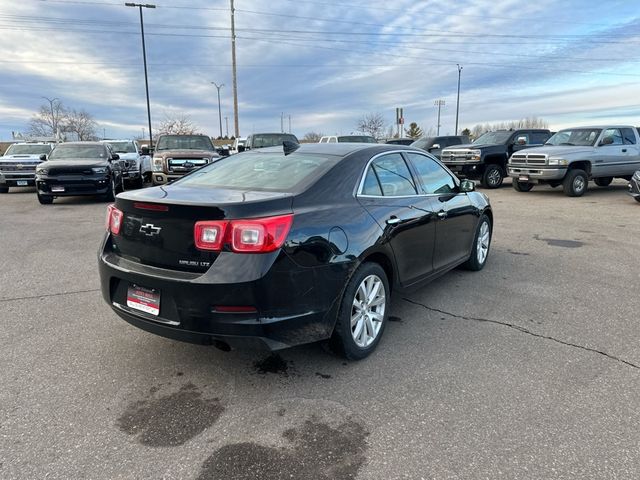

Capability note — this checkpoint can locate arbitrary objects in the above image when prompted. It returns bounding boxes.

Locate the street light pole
[125,2,155,149]
[230,0,239,138]
[434,99,445,136]
[41,96,60,140]
[455,64,463,135]
[211,82,224,138]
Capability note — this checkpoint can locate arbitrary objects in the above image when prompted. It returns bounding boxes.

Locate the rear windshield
[251,134,298,148]
[156,135,215,151]
[4,144,52,155]
[473,131,512,145]
[48,145,107,160]
[338,136,376,143]
[108,141,136,153]
[175,151,339,192]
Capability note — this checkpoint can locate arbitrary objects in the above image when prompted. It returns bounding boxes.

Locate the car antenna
[283,140,300,156]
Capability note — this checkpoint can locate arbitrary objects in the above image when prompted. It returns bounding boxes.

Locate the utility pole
[41,96,60,140]
[211,82,224,138]
[455,64,463,135]
[434,99,445,136]
[230,0,239,137]
[225,116,229,137]
[288,115,291,134]
[281,112,284,133]
[125,2,155,149]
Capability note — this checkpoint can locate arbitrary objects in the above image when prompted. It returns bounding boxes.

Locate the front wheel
[330,262,390,360]
[563,169,588,197]
[512,180,534,192]
[102,176,116,202]
[594,177,613,187]
[37,192,53,204]
[481,164,504,189]
[0,186,9,193]
[462,214,491,271]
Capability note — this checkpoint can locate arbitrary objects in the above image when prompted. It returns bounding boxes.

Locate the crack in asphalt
[0,288,101,303]
[403,297,639,370]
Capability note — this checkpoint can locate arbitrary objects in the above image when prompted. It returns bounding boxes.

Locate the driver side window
[406,153,456,194]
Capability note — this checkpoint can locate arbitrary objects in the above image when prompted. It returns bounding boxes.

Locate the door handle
[386,216,401,225]
[437,211,447,219]
[622,149,627,152]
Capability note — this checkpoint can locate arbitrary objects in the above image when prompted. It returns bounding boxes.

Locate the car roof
[254,142,424,157]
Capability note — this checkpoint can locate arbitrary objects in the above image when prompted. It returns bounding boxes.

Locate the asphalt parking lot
[1,180,639,479]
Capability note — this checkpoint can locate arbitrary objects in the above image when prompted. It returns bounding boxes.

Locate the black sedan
[35,142,124,204]
[99,143,493,359]
[630,170,640,203]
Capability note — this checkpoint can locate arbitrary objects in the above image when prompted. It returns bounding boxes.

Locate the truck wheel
[594,177,612,187]
[512,180,534,192]
[37,192,53,204]
[563,169,588,197]
[481,165,504,189]
[132,170,144,189]
[0,186,9,193]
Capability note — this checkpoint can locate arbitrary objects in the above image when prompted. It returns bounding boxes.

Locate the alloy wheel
[573,176,586,194]
[350,274,386,348]
[476,221,490,265]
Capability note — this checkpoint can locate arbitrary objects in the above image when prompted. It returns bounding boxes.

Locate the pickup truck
[151,134,220,185]
[508,126,640,196]
[440,129,551,188]
[101,139,151,188]
[0,142,54,193]
[410,135,470,160]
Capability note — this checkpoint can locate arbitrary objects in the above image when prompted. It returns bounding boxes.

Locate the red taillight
[194,221,228,251]
[106,204,123,235]
[194,214,293,253]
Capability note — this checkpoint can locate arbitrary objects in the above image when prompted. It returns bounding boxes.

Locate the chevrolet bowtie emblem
[139,223,161,236]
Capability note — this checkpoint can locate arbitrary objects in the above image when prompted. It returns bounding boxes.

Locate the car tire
[462,214,491,271]
[481,164,504,189]
[330,262,390,360]
[133,171,144,189]
[635,197,640,203]
[563,169,588,197]
[0,186,9,193]
[594,177,613,187]
[512,180,534,192]
[103,176,116,202]
[37,192,53,204]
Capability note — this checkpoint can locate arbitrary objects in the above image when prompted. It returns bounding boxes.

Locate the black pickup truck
[440,129,552,188]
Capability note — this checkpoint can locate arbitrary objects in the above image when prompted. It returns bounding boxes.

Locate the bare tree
[65,109,97,141]
[356,112,386,140]
[468,117,549,138]
[28,99,67,138]
[156,114,200,135]
[302,131,324,143]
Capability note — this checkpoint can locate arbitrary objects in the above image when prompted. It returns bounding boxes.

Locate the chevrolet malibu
[99,143,493,359]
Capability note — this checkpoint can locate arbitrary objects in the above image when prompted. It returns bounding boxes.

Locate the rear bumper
[98,235,350,350]
[36,174,111,196]
[629,176,640,198]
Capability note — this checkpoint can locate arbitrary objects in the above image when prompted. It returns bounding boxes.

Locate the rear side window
[361,153,417,196]
[602,128,623,145]
[622,128,637,145]
[406,153,456,194]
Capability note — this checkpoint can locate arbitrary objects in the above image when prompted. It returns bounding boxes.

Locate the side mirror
[237,145,245,153]
[515,136,527,145]
[429,143,441,150]
[111,153,120,160]
[599,137,614,146]
[39,154,47,161]
[140,146,150,155]
[460,179,475,193]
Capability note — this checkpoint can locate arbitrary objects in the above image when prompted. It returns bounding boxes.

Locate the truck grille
[167,158,208,173]
[0,163,38,172]
[510,153,547,165]
[48,167,94,176]
[442,150,474,162]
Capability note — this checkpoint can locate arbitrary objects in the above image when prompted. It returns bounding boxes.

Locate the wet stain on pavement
[388,316,403,322]
[533,234,584,248]
[197,417,368,480]
[253,354,291,376]
[315,372,332,379]
[117,383,224,447]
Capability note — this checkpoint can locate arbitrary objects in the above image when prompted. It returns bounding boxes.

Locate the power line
[37,0,227,11]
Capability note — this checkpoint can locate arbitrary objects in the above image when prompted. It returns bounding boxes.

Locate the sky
[0,0,639,141]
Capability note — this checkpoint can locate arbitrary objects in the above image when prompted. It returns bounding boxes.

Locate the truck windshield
[108,141,136,153]
[473,131,512,145]
[156,135,215,151]
[48,145,107,160]
[251,134,298,148]
[545,129,601,147]
[4,144,52,156]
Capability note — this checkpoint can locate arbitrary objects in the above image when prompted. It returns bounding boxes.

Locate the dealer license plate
[17,180,28,186]
[51,185,65,192]
[127,284,160,316]
[518,176,530,182]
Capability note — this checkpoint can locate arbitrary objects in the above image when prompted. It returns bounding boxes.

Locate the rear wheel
[0,186,8,193]
[330,262,390,360]
[594,177,613,187]
[563,169,588,197]
[512,180,534,192]
[37,192,53,204]
[481,164,504,189]
[462,214,491,271]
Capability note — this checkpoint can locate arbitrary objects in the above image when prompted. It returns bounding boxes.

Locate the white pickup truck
[101,140,151,189]
[507,125,640,196]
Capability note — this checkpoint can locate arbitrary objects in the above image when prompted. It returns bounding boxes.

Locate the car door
[357,152,437,286]
[596,128,626,176]
[405,152,478,271]
[620,128,640,175]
